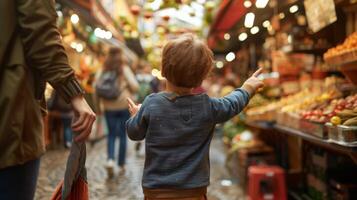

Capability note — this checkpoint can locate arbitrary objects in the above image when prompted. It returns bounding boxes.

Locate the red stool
[248,165,286,200]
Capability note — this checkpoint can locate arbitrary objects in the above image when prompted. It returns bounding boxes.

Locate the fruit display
[223,116,246,141]
[334,103,357,126]
[247,76,345,123]
[324,32,357,65]
[326,103,357,145]
[300,94,354,124]
[222,116,264,153]
[229,130,265,152]
[246,89,313,122]
[246,94,271,109]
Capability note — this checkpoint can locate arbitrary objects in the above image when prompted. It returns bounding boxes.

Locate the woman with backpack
[96,47,139,178]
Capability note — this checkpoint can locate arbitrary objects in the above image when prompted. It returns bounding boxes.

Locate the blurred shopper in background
[48,91,74,148]
[0,0,96,200]
[96,47,139,178]
[136,64,155,104]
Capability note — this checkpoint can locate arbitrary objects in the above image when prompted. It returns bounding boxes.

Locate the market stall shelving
[288,190,313,200]
[245,120,275,130]
[286,48,329,55]
[274,124,357,154]
[245,121,357,165]
[280,45,329,55]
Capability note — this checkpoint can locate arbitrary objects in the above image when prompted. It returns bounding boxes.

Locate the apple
[336,105,344,110]
[346,103,353,109]
[327,113,335,118]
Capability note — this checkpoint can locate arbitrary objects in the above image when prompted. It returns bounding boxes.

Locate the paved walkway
[35,137,244,200]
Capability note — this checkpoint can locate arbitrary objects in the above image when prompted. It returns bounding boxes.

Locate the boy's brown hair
[161,33,213,88]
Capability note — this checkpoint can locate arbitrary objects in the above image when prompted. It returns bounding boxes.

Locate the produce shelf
[289,48,328,55]
[280,44,328,55]
[246,121,357,155]
[274,124,357,154]
[245,121,275,130]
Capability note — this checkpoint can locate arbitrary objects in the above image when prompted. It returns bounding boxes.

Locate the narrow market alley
[35,136,244,200]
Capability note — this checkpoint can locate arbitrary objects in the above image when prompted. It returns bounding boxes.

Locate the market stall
[209,0,357,199]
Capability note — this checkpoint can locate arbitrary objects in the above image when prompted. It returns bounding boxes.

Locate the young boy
[126,34,263,200]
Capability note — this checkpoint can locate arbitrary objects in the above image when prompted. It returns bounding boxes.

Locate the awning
[58,0,102,28]
[208,0,248,48]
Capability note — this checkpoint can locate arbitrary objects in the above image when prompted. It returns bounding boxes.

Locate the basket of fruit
[327,97,357,146]
[278,111,300,130]
[340,61,357,85]
[324,32,357,66]
[337,125,357,145]
[288,113,300,130]
[300,119,328,139]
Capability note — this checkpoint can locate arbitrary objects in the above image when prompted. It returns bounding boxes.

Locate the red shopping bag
[51,177,88,200]
[51,139,89,200]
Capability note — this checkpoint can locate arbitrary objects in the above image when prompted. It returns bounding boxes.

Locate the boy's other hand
[242,68,264,96]
[127,98,141,116]
[71,95,96,142]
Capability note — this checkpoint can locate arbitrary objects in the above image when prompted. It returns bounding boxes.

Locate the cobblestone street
[35,136,244,200]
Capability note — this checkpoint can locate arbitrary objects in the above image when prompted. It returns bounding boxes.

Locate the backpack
[95,70,120,100]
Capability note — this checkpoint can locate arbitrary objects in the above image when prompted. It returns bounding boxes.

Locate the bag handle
[61,133,87,200]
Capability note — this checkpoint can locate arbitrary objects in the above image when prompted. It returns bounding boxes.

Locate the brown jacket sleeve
[16,0,84,102]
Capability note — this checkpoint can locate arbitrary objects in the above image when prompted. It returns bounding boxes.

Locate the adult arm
[16,0,95,141]
[16,0,82,102]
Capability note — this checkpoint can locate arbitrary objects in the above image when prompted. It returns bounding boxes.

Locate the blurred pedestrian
[96,47,139,178]
[48,91,74,148]
[0,1,96,199]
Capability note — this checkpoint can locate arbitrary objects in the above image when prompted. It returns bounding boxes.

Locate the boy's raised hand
[127,98,142,116]
[242,68,264,96]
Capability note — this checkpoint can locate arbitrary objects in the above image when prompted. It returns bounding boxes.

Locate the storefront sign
[304,0,337,33]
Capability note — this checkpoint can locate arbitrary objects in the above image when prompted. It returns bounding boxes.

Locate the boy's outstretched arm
[210,68,264,124]
[126,98,148,141]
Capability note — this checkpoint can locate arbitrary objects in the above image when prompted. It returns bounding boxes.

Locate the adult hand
[127,98,141,117]
[242,68,264,96]
[71,95,96,142]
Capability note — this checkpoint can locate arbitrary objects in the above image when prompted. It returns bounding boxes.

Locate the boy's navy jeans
[105,109,130,166]
[0,158,40,200]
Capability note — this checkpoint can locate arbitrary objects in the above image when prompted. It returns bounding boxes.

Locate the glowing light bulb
[224,33,231,40]
[226,52,235,62]
[238,32,248,41]
[289,5,298,13]
[244,12,255,28]
[70,14,79,24]
[250,26,259,35]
